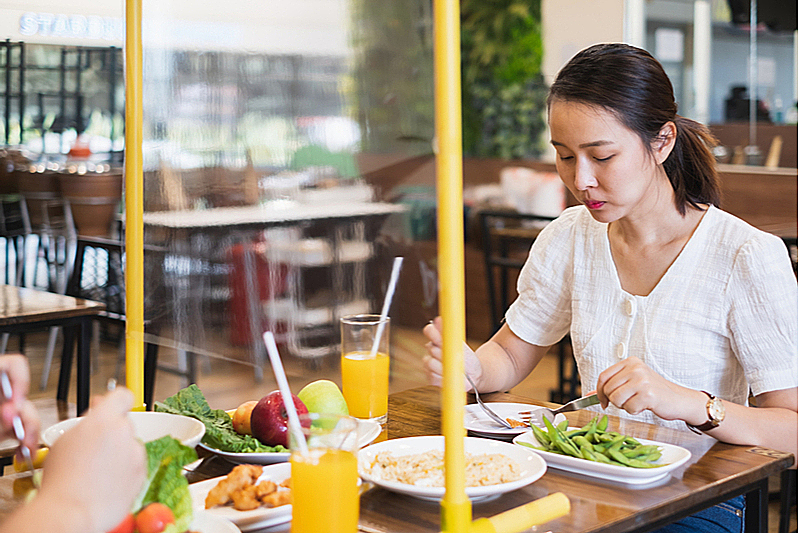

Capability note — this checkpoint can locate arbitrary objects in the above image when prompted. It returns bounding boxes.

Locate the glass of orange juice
[340,314,390,424]
[289,413,359,533]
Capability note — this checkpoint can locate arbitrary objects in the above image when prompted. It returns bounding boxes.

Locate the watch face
[709,397,725,422]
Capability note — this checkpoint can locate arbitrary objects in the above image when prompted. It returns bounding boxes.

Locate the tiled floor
[11,326,798,533]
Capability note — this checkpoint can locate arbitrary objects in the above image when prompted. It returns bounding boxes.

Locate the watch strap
[686,391,721,434]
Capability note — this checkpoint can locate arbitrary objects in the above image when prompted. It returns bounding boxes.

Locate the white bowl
[358,435,547,502]
[42,411,206,448]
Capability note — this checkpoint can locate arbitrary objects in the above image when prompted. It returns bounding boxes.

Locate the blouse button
[625,299,635,316]
[616,342,626,359]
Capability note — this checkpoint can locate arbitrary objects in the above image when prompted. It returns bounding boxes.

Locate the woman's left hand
[596,357,689,421]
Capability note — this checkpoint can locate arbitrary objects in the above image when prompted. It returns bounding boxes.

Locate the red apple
[250,390,310,447]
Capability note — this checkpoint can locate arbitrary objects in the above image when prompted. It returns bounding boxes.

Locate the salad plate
[199,418,382,464]
[191,510,242,533]
[189,463,291,531]
[42,411,205,448]
[358,436,546,502]
[513,429,692,486]
[464,403,566,439]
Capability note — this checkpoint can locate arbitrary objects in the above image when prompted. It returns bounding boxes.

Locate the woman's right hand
[0,354,40,454]
[38,387,146,533]
[422,316,483,391]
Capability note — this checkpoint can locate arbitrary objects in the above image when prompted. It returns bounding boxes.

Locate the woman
[0,355,146,533]
[424,43,797,532]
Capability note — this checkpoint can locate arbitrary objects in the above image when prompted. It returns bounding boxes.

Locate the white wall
[542,0,626,84]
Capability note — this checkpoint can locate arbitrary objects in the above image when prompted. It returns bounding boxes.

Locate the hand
[0,355,40,454]
[596,357,688,421]
[422,317,483,391]
[38,388,146,533]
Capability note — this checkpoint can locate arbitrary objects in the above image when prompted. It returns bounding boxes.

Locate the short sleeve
[726,233,798,395]
[504,207,578,346]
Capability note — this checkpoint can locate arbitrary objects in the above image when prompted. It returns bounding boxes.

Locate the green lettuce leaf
[155,384,287,454]
[134,436,197,533]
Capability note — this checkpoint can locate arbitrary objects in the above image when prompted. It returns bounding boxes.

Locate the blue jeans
[652,495,745,533]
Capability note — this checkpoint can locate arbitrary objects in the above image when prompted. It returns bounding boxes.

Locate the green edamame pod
[531,424,551,447]
[572,435,593,449]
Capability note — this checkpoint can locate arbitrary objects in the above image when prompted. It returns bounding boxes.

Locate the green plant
[461,0,547,158]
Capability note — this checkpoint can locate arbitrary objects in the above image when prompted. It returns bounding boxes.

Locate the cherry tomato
[106,513,135,533]
[134,503,175,533]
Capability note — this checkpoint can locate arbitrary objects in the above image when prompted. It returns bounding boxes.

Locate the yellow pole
[434,0,470,531]
[124,0,146,411]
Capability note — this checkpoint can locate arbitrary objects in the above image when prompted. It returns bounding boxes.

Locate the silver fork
[0,371,40,488]
[465,373,512,429]
[518,393,600,427]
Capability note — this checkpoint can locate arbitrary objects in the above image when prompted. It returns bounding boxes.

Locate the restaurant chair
[48,237,196,410]
[479,209,579,402]
[0,196,30,286]
[778,468,797,533]
[781,236,797,277]
[0,197,31,355]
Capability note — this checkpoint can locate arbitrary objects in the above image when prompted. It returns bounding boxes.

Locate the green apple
[297,379,349,417]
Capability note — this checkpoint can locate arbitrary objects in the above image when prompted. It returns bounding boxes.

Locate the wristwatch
[686,391,725,434]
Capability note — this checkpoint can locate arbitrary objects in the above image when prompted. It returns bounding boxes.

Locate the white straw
[369,256,404,358]
[263,331,308,455]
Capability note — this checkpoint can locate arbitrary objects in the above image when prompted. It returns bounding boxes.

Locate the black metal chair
[54,237,195,409]
[479,209,579,402]
[777,469,798,533]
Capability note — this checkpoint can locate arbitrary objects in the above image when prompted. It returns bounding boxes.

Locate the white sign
[19,12,123,42]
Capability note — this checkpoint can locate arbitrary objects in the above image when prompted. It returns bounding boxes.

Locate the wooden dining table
[0,284,104,414]
[0,386,791,532]
[179,386,793,533]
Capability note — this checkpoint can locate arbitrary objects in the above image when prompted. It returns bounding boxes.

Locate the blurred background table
[0,284,104,414]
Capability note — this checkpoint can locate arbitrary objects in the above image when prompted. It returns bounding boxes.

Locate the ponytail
[664,116,721,215]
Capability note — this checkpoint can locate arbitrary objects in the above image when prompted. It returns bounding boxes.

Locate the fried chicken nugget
[205,464,264,509]
[261,489,291,508]
[231,485,261,511]
[254,480,277,498]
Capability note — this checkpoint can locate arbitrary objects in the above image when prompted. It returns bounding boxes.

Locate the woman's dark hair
[547,43,720,215]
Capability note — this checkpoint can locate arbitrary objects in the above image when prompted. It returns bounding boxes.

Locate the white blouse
[505,205,798,430]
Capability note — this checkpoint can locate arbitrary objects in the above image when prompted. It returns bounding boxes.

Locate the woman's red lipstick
[585,200,605,209]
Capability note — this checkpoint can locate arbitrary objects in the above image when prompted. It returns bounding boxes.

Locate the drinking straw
[263,331,308,455]
[368,256,404,359]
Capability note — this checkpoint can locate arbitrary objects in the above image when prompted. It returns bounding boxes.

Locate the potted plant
[461,0,547,159]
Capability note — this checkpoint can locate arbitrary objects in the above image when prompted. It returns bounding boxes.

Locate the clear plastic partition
[140,0,434,388]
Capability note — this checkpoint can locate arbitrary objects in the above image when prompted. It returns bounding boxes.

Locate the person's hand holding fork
[0,355,40,458]
[423,317,484,392]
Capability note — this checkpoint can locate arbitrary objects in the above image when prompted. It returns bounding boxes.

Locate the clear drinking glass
[340,314,390,424]
[289,413,360,533]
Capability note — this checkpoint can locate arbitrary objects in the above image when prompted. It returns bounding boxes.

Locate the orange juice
[341,351,390,421]
[290,448,359,533]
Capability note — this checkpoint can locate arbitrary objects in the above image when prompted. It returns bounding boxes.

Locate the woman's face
[548,99,670,224]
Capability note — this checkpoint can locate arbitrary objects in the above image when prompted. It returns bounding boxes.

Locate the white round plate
[191,510,241,533]
[199,419,382,465]
[464,403,566,439]
[358,435,546,502]
[513,429,692,486]
[42,411,205,448]
[190,463,291,531]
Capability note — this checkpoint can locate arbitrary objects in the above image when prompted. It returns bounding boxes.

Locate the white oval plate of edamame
[513,429,691,485]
